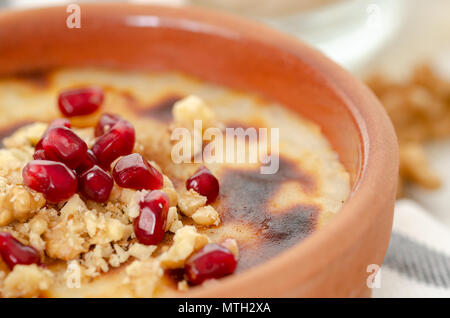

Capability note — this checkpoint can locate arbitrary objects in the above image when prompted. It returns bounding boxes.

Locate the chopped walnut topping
[2,122,47,149]
[0,177,46,226]
[172,95,216,130]
[192,205,220,226]
[178,189,207,217]
[110,186,147,220]
[45,220,87,261]
[161,175,178,207]
[28,214,49,252]
[107,244,129,269]
[160,225,210,269]
[128,243,157,261]
[165,206,183,234]
[44,195,89,260]
[89,213,133,245]
[0,96,227,296]
[125,259,163,297]
[169,220,183,233]
[0,147,34,185]
[1,264,53,298]
[82,244,112,276]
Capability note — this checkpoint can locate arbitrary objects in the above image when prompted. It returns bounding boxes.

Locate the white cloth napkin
[373,199,450,298]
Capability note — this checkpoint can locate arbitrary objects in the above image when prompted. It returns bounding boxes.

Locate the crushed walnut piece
[172,95,217,131]
[192,205,220,226]
[0,177,46,226]
[166,206,183,233]
[159,225,210,269]
[170,95,221,160]
[128,243,157,261]
[367,64,450,196]
[161,175,178,207]
[2,122,47,149]
[1,264,53,298]
[178,189,207,217]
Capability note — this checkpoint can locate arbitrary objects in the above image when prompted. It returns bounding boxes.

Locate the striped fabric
[373,199,450,297]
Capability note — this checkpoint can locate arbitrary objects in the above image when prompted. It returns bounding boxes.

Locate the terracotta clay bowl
[0,3,398,297]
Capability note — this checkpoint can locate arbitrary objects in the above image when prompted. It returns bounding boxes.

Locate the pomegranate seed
[0,232,41,269]
[186,166,219,203]
[78,165,113,203]
[48,118,72,130]
[22,160,78,203]
[41,127,88,169]
[185,243,237,285]
[113,153,163,190]
[92,119,135,169]
[75,150,98,175]
[35,118,72,151]
[58,87,104,117]
[133,191,169,245]
[95,113,121,137]
[33,149,47,160]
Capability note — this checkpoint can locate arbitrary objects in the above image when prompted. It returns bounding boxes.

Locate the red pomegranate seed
[113,153,163,190]
[33,149,47,160]
[48,118,72,130]
[75,150,98,175]
[22,160,78,203]
[78,165,113,203]
[35,118,72,151]
[133,191,169,245]
[92,119,135,169]
[186,166,219,203]
[58,86,104,117]
[35,139,43,151]
[0,232,40,269]
[95,113,121,137]
[41,127,88,169]
[185,243,237,285]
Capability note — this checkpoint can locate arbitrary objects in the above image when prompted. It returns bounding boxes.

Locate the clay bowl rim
[0,3,399,297]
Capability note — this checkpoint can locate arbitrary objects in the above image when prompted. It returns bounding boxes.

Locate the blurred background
[2,1,449,75]
[1,0,450,297]
[3,0,450,75]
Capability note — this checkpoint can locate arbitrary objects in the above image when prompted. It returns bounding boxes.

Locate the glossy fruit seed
[185,243,237,285]
[186,166,219,203]
[78,165,113,203]
[95,113,121,137]
[0,232,40,269]
[113,153,163,190]
[33,149,47,160]
[35,118,72,151]
[92,119,135,169]
[41,127,88,169]
[47,118,72,130]
[58,86,104,117]
[133,191,169,245]
[22,160,78,203]
[75,149,98,175]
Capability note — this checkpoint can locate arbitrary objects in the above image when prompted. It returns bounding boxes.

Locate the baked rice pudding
[0,68,349,297]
